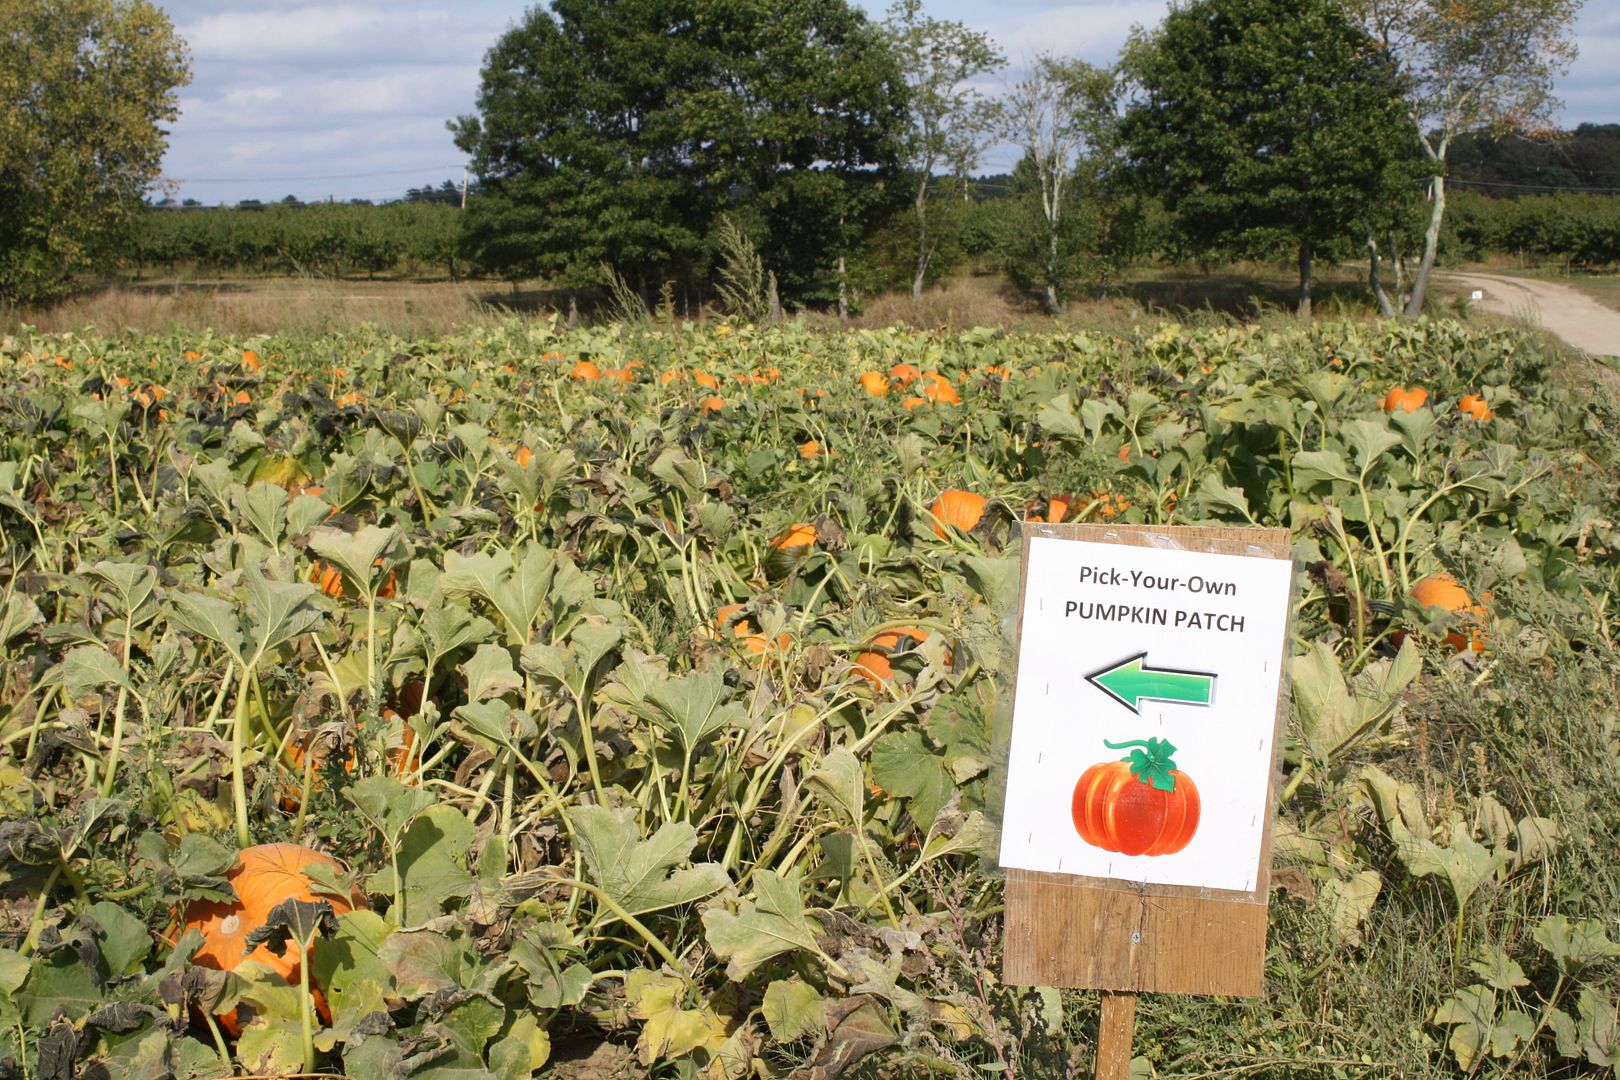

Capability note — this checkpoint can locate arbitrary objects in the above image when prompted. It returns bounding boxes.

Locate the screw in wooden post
[1095,990,1138,1080]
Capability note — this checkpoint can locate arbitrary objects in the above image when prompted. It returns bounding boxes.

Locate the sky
[155,0,1620,207]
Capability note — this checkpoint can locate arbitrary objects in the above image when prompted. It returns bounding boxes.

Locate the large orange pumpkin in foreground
[929,490,986,539]
[1072,738,1199,857]
[181,844,367,1034]
[1411,572,1490,652]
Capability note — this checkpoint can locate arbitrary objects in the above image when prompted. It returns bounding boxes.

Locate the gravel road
[1441,272,1620,358]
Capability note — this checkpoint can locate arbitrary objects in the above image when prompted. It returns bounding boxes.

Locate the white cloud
[158,0,1616,205]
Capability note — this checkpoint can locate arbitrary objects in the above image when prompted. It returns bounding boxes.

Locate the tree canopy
[450,0,908,308]
[1120,0,1418,314]
[0,0,190,304]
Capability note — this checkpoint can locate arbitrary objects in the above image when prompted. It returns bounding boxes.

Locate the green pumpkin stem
[1102,737,1180,792]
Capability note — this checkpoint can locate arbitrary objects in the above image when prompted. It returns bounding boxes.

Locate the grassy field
[0,315,1616,1077]
[9,261,1386,338]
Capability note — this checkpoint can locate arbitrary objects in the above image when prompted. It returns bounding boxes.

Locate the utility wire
[1446,176,1620,194]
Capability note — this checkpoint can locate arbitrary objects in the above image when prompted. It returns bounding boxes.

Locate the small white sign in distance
[998,536,1293,893]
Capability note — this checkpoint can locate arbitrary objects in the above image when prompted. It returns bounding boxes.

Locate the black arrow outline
[1084,651,1219,715]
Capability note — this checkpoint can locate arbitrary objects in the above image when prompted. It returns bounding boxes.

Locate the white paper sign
[998,536,1292,893]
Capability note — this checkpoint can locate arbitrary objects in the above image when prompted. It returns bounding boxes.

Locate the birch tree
[998,56,1116,315]
[883,0,1004,301]
[1355,0,1582,316]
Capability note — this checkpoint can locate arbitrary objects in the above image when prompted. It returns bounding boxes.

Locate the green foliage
[0,318,1616,1076]
[450,0,909,306]
[1120,0,1419,312]
[1447,190,1620,269]
[132,202,466,280]
[0,0,190,304]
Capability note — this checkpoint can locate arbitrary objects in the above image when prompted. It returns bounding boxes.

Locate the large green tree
[1120,0,1417,315]
[449,0,908,311]
[0,0,190,305]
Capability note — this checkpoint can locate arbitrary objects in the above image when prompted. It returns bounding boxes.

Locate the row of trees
[1447,190,1620,268]
[0,0,1587,314]
[132,203,465,279]
[449,0,1583,318]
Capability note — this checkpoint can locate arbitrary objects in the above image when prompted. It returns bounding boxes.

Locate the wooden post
[1096,991,1137,1079]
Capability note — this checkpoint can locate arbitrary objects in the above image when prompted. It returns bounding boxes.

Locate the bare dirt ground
[1440,271,1620,357]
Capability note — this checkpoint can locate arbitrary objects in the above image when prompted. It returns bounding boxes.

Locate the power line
[1448,176,1620,194]
[166,164,465,184]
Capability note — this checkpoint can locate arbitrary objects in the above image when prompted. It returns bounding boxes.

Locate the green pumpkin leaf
[63,644,130,700]
[571,805,728,917]
[1534,915,1620,976]
[702,868,823,981]
[643,669,745,754]
[763,977,825,1043]
[871,730,954,829]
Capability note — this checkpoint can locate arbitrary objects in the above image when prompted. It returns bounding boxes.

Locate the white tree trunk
[1367,232,1395,317]
[1406,173,1447,317]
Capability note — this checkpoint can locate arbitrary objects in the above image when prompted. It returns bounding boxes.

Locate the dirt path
[1440,271,1620,358]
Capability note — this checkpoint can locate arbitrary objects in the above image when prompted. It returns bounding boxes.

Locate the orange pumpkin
[180,844,366,1034]
[1024,493,1075,524]
[308,560,396,600]
[769,522,817,552]
[1457,393,1493,421]
[1382,386,1429,412]
[1411,573,1489,652]
[858,371,889,397]
[900,396,927,410]
[798,439,824,460]
[889,363,921,386]
[853,627,944,685]
[701,395,725,412]
[694,370,720,390]
[921,373,960,405]
[1072,738,1199,856]
[570,361,602,380]
[710,604,789,664]
[929,490,986,539]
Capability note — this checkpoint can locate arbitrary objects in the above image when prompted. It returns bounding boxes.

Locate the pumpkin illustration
[1072,738,1200,856]
[1457,393,1493,421]
[1411,572,1490,652]
[1382,386,1428,412]
[929,489,986,539]
[853,626,945,684]
[180,843,367,1034]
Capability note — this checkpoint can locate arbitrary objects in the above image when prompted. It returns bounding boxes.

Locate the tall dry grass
[8,261,1398,339]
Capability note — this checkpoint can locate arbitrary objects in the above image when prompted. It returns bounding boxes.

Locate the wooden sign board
[998,522,1294,998]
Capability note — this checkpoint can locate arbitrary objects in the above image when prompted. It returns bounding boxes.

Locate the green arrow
[1086,653,1215,714]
